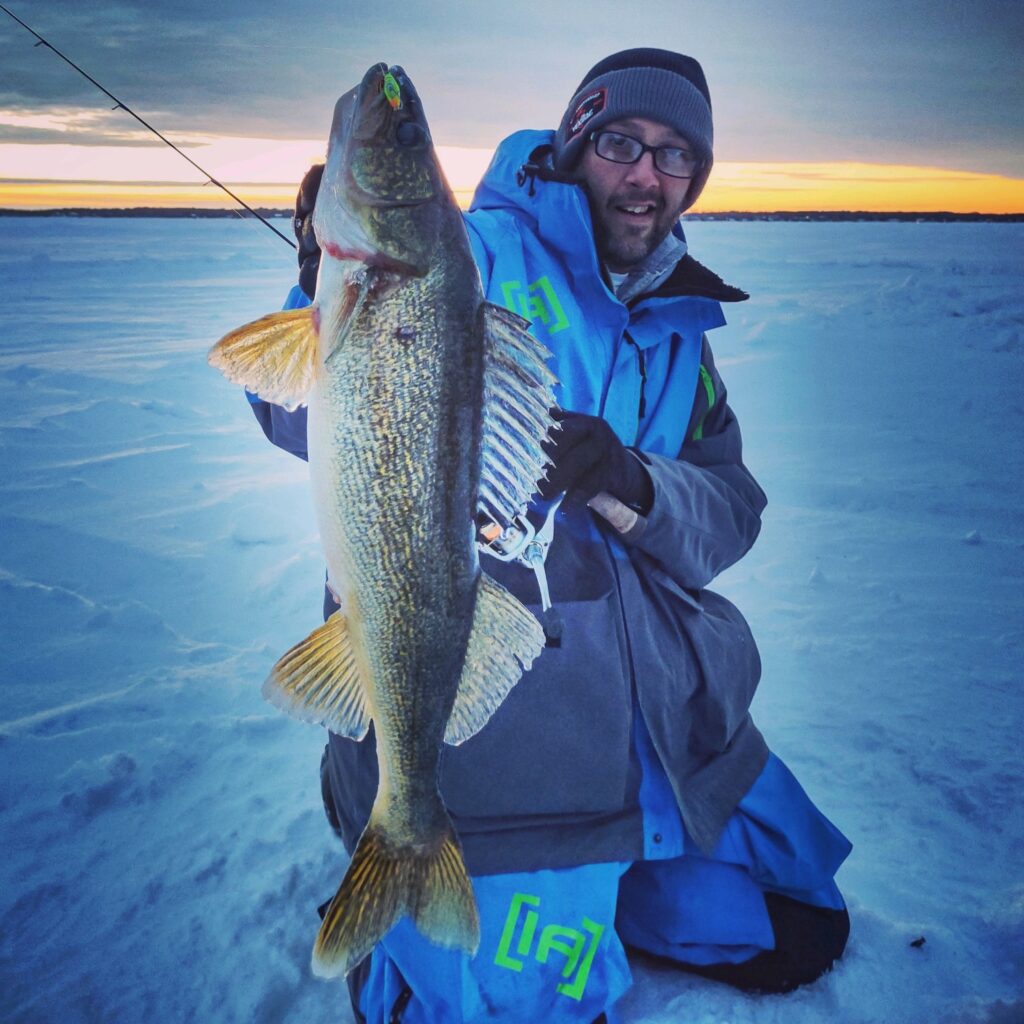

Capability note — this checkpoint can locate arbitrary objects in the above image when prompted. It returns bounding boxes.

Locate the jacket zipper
[622,330,647,423]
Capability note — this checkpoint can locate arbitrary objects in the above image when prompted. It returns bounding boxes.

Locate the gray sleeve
[618,336,767,589]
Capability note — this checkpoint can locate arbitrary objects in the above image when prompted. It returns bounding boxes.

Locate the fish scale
[209,62,557,979]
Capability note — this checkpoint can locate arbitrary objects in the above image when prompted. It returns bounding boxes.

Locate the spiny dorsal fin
[444,572,545,745]
[208,306,318,411]
[262,610,371,739]
[478,302,558,526]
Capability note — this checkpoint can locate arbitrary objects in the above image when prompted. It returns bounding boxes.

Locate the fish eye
[396,121,424,147]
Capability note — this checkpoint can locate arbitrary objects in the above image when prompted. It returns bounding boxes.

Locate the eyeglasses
[589,130,702,179]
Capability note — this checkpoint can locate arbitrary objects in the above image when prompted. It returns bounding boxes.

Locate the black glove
[539,410,654,514]
[294,162,324,300]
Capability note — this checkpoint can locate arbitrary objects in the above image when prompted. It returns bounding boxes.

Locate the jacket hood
[469,130,747,304]
[470,130,600,276]
[469,130,562,217]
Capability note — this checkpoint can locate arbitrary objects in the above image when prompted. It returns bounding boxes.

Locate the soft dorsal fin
[478,303,558,526]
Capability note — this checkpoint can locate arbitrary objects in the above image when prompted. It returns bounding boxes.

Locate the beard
[586,187,688,273]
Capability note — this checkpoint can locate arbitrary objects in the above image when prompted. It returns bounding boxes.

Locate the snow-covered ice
[1,217,1021,1023]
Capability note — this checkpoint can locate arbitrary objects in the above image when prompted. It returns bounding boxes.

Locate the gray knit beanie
[553,48,714,210]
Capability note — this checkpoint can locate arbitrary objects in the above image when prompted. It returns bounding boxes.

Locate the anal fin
[208,306,319,411]
[444,572,545,745]
[263,610,371,739]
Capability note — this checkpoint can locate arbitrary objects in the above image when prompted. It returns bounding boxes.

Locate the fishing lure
[383,71,402,110]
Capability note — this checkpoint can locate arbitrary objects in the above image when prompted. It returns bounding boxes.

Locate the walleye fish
[208,63,556,978]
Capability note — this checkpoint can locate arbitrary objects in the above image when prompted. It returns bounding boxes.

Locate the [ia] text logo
[494,891,605,1001]
[500,276,570,335]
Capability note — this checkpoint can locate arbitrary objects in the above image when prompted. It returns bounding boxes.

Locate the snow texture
[1,217,1022,1023]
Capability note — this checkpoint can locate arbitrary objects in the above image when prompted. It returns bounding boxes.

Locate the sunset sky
[1,0,1022,213]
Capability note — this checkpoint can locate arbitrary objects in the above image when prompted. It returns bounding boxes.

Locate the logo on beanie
[567,87,607,140]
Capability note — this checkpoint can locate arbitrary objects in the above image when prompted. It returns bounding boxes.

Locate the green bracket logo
[500,276,570,335]
[494,892,605,1001]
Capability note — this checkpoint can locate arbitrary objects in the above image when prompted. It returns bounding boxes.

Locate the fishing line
[0,3,296,249]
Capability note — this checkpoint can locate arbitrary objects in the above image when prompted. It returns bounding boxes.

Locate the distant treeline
[1,208,1022,222]
[0,208,294,219]
[690,211,1024,222]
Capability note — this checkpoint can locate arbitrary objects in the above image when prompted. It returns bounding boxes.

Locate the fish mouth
[318,63,435,211]
[353,63,428,138]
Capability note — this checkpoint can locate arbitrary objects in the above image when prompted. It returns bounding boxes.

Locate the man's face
[578,117,695,273]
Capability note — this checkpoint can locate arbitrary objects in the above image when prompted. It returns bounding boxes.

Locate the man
[252,48,851,1024]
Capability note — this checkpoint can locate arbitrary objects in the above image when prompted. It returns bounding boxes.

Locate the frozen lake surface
[1,216,1022,1023]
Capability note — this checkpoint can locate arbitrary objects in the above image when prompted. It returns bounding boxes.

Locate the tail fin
[312,815,479,978]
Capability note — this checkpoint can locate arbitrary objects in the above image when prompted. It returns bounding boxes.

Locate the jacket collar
[613,229,688,304]
[642,253,749,304]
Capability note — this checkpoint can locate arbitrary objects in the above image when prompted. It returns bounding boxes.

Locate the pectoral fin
[263,610,371,739]
[326,268,375,362]
[444,572,545,745]
[208,306,319,411]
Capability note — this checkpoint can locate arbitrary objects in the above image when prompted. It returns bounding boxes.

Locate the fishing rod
[0,2,296,249]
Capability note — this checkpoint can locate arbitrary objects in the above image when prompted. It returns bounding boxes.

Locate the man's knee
[630,891,850,995]
[763,891,850,987]
[689,892,850,994]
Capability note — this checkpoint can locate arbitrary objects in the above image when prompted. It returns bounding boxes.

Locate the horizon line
[3,207,1021,220]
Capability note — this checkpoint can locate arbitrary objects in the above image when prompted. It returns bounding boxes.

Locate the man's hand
[539,410,653,514]
[294,163,324,299]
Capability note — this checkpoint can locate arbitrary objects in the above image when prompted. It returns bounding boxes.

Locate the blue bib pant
[335,728,851,1023]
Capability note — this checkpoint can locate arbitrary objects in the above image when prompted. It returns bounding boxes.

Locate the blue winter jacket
[252,130,769,872]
